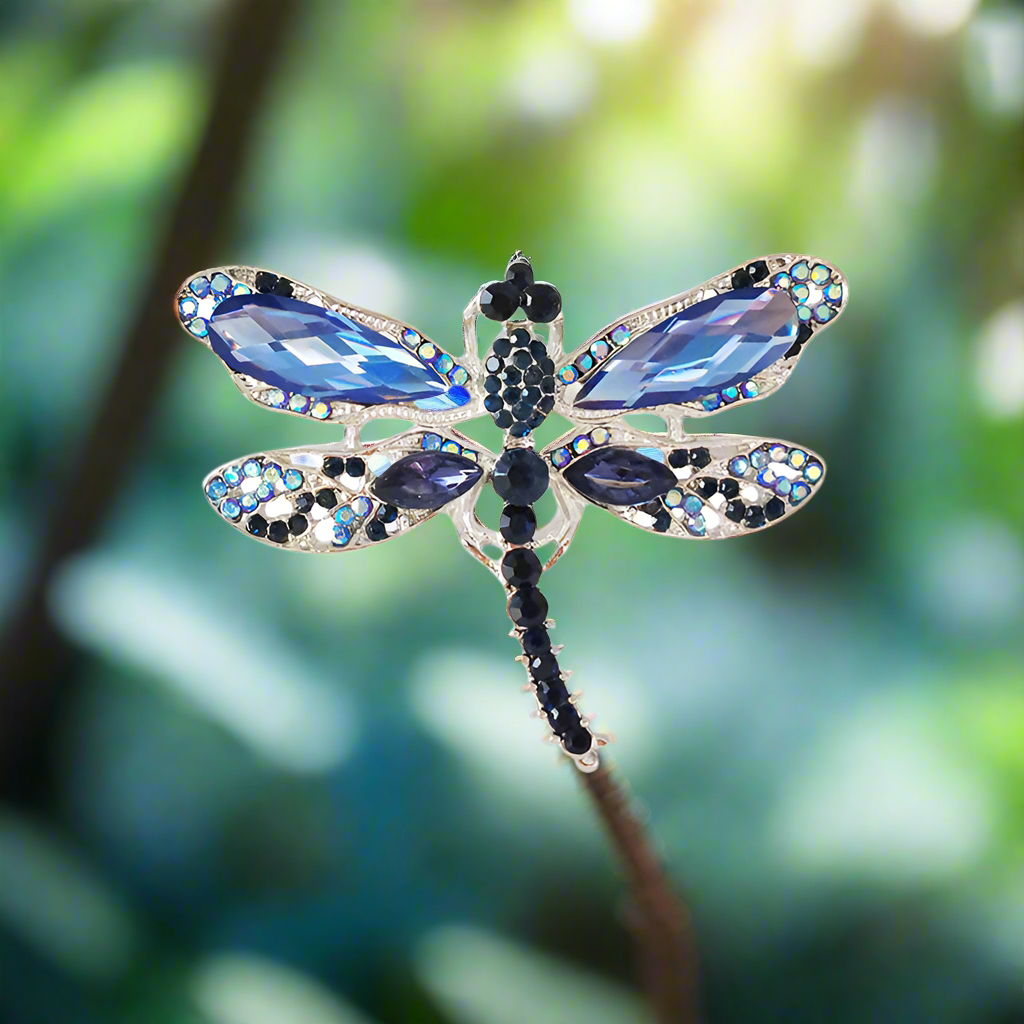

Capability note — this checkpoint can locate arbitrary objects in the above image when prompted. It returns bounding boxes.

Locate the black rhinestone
[731,268,753,289]
[547,701,580,736]
[744,504,766,528]
[492,336,512,358]
[529,339,547,360]
[493,448,549,504]
[719,478,739,499]
[485,355,503,374]
[747,259,769,283]
[562,724,593,755]
[272,277,294,297]
[323,456,346,478]
[502,386,522,405]
[479,280,521,321]
[365,518,388,541]
[501,548,542,588]
[508,586,548,627]
[525,410,545,429]
[765,496,786,521]
[500,504,537,543]
[376,503,399,524]
[639,499,662,516]
[521,625,550,655]
[294,491,314,513]
[523,365,543,386]
[494,410,513,429]
[786,321,813,358]
[346,457,365,478]
[695,477,717,499]
[512,349,533,370]
[288,513,308,535]
[522,282,561,323]
[522,386,541,404]
[511,400,533,421]
[505,258,534,292]
[529,652,560,682]
[268,520,289,544]
[538,394,555,413]
[315,488,338,509]
[510,328,531,347]
[509,422,530,438]
[502,365,522,385]
[668,449,689,469]
[254,271,278,293]
[484,394,503,413]
[539,357,555,375]
[689,447,711,469]
[652,510,672,533]
[724,499,745,523]
[484,374,502,394]
[540,375,555,394]
[246,514,268,537]
[535,678,570,712]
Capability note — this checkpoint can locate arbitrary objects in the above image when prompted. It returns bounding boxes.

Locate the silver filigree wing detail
[202,427,496,553]
[541,422,826,540]
[176,266,484,437]
[552,253,848,428]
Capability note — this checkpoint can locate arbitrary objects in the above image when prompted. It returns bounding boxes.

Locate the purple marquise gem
[207,293,448,405]
[372,452,483,511]
[573,287,799,410]
[563,447,675,506]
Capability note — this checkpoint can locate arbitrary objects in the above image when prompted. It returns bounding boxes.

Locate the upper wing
[553,253,847,422]
[176,266,482,432]
[540,422,825,539]
[203,426,494,552]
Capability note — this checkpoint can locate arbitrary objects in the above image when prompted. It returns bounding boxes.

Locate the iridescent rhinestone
[351,496,372,517]
[178,296,198,320]
[576,353,595,373]
[441,440,461,454]
[435,353,454,375]
[804,461,823,483]
[790,481,811,504]
[683,494,703,515]
[824,282,843,305]
[220,498,241,520]
[332,523,351,547]
[796,305,812,322]
[757,466,777,488]
[417,342,438,362]
[590,427,610,446]
[722,386,739,403]
[450,366,469,385]
[791,283,810,303]
[402,329,420,349]
[188,318,208,338]
[243,459,262,477]
[232,283,251,295]
[256,482,274,502]
[189,276,211,297]
[741,381,758,398]
[590,340,610,361]
[774,477,792,496]
[750,450,768,469]
[558,365,579,384]
[283,469,303,490]
[769,444,788,462]
[310,400,330,419]
[210,272,232,294]
[239,493,259,513]
[223,465,243,487]
[206,477,228,501]
[685,515,706,536]
[813,303,833,323]
[422,433,442,450]
[462,449,478,462]
[788,449,808,470]
[263,388,287,407]
[790,261,810,282]
[810,263,831,285]
[664,488,683,508]
[771,273,792,290]
[729,456,749,477]
[335,505,356,525]
[610,325,631,346]
[572,435,591,455]
[288,394,310,413]
[262,463,282,484]
[702,394,722,411]
[551,447,572,469]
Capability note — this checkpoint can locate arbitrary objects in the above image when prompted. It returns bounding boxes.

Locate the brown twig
[0,0,309,799]
[580,763,702,1024]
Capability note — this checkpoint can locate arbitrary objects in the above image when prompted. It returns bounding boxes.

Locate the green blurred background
[1,0,1022,1022]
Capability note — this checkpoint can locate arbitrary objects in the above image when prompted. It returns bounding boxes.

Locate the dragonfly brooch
[176,252,847,772]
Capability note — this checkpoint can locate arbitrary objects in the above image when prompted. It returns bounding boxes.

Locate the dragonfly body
[178,251,847,771]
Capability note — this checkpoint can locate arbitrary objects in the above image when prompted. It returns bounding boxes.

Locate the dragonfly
[176,251,847,772]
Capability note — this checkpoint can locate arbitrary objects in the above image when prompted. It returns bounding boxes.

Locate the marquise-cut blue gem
[573,287,799,411]
[563,447,676,506]
[207,293,448,405]
[371,452,483,511]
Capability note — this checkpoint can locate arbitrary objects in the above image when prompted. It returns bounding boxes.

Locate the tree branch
[580,763,702,1024]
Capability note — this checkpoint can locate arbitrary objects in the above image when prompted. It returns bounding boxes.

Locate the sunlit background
[2,0,1023,1021]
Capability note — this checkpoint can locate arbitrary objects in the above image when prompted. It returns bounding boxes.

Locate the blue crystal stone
[242,459,262,477]
[564,447,676,506]
[283,469,303,490]
[223,465,243,487]
[335,506,356,525]
[351,496,372,517]
[188,318,208,338]
[573,287,799,411]
[790,481,811,505]
[333,524,351,547]
[421,433,442,450]
[220,498,241,520]
[413,385,470,411]
[256,482,274,502]
[189,276,211,297]
[371,452,483,511]
[239,493,259,513]
[683,494,703,515]
[207,293,449,405]
[206,477,227,501]
[210,272,232,295]
[178,296,198,320]
[729,456,749,477]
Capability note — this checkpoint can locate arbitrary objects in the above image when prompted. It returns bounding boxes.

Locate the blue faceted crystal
[206,477,227,501]
[372,452,483,511]
[564,447,675,506]
[573,287,799,411]
[207,294,449,405]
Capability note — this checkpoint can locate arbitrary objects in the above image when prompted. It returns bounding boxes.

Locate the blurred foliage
[1,0,1022,1022]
